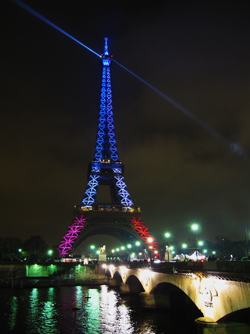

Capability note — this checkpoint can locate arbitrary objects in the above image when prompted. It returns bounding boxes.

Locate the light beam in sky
[113,59,248,160]
[11,0,248,161]
[10,0,101,58]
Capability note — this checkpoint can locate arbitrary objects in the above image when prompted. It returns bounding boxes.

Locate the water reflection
[2,285,194,334]
[100,285,133,334]
[86,288,100,333]
[40,287,57,333]
[27,288,39,332]
[8,295,18,330]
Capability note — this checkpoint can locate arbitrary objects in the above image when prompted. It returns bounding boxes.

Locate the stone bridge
[104,262,250,333]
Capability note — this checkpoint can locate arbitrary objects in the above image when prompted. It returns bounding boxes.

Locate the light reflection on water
[2,285,194,334]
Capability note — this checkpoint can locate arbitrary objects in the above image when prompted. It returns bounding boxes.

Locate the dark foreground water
[2,285,198,334]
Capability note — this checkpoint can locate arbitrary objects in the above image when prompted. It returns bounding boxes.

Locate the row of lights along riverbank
[16,223,218,263]
[105,223,217,263]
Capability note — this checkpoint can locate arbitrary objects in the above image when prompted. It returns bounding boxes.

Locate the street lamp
[127,244,132,260]
[164,232,171,262]
[191,224,199,246]
[191,223,199,231]
[191,223,199,261]
[90,245,95,259]
[147,237,153,263]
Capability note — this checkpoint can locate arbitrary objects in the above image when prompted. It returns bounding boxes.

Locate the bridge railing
[105,260,250,275]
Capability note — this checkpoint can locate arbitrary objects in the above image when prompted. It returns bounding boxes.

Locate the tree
[0,237,22,261]
[23,236,48,262]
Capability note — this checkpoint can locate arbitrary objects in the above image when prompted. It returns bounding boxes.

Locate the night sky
[1,0,250,252]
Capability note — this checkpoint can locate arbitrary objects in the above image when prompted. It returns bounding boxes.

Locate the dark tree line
[0,235,56,262]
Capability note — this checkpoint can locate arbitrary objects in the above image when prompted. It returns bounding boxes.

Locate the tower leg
[57,216,86,257]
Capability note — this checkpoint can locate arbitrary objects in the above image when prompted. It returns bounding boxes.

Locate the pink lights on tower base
[58,216,86,257]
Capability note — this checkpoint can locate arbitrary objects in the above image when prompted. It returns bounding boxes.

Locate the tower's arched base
[58,205,158,257]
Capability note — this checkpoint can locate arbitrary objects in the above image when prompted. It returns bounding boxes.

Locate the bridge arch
[125,274,145,294]
[151,282,203,317]
[113,271,123,283]
[219,307,250,323]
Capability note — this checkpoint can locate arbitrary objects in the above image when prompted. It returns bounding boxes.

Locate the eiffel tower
[58,38,159,257]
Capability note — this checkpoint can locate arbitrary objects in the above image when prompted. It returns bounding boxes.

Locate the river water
[2,285,198,334]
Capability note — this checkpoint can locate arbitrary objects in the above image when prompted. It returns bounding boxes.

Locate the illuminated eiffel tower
[58,38,159,257]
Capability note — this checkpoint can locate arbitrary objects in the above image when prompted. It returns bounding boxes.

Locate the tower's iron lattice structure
[58,38,159,257]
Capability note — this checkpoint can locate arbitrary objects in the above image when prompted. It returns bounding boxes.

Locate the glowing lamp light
[121,246,125,250]
[96,250,100,255]
[198,241,203,246]
[165,232,171,238]
[191,223,199,232]
[48,250,53,255]
[90,245,95,250]
[127,244,132,249]
[147,237,153,244]
[18,249,22,253]
[116,248,120,252]
[111,249,115,253]
[182,243,187,249]
[135,241,140,246]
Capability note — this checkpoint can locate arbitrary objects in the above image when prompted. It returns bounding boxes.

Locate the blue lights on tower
[114,176,134,207]
[94,38,119,162]
[81,38,134,210]
[104,37,109,56]
[81,175,100,206]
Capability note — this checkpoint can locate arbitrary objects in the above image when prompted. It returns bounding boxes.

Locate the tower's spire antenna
[104,37,109,55]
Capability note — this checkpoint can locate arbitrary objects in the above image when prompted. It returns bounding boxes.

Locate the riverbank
[0,262,108,288]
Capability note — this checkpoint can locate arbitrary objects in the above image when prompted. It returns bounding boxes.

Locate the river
[2,285,198,333]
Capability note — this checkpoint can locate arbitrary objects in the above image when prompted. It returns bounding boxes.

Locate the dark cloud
[1,0,250,251]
